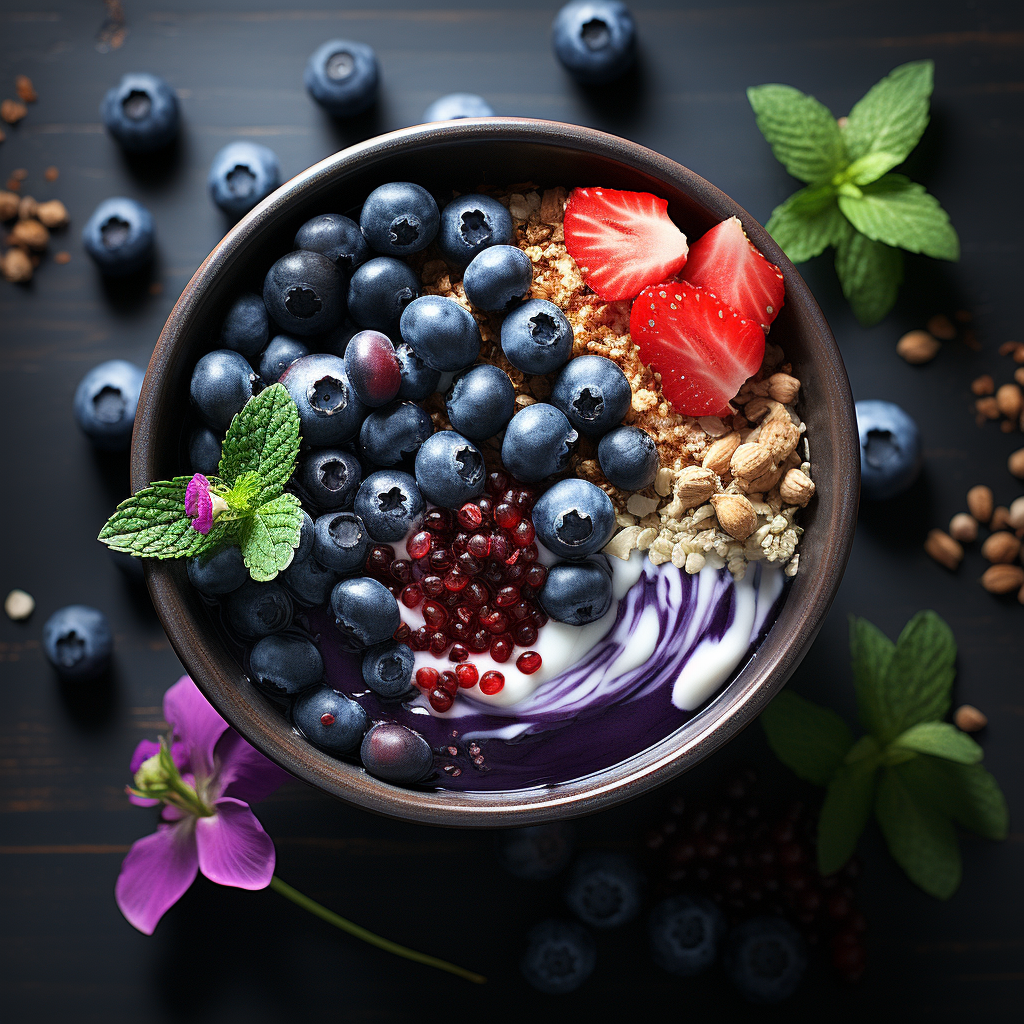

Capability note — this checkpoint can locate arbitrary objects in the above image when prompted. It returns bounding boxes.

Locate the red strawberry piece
[563,187,689,301]
[630,282,765,417]
[681,216,785,331]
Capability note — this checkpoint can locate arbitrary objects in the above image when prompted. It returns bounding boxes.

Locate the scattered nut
[7,218,48,250]
[44,165,59,182]
[779,468,815,507]
[702,432,743,474]
[954,705,988,732]
[980,531,1021,564]
[758,418,800,460]
[710,493,758,541]
[927,314,957,340]
[1007,496,1024,531]
[998,341,1019,357]
[730,442,774,482]
[766,373,801,404]
[669,466,718,514]
[1,99,28,124]
[0,246,32,282]
[35,199,69,229]
[0,190,17,220]
[53,250,70,265]
[980,563,1024,594]
[924,528,963,570]
[967,485,994,523]
[653,467,674,497]
[975,396,999,420]
[603,525,641,560]
[971,374,995,396]
[17,195,36,220]
[4,588,34,620]
[1009,448,1024,479]
[626,493,660,519]
[991,506,1011,531]
[896,329,941,364]
[15,75,37,103]
[996,383,1024,420]
[948,513,978,543]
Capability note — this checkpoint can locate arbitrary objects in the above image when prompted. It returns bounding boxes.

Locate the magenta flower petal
[163,676,229,778]
[129,738,161,774]
[195,797,275,889]
[114,822,199,935]
[185,473,214,535]
[214,728,293,804]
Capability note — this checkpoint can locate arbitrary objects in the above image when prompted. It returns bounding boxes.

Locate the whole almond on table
[927,314,957,340]
[0,247,32,282]
[967,484,994,523]
[970,374,994,396]
[948,512,978,543]
[924,528,964,570]
[980,531,1021,564]
[954,705,988,732]
[976,396,999,420]
[896,329,941,364]
[710,493,758,541]
[1,99,28,124]
[15,75,37,103]
[1009,449,1024,479]
[1015,367,1024,388]
[980,563,1024,594]
[991,506,1011,531]
[35,200,69,229]
[8,218,48,250]
[779,468,815,507]
[0,191,17,220]
[996,383,1024,419]
[1008,496,1024,530]
[17,195,36,220]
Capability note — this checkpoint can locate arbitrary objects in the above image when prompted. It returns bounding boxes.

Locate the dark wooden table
[2,1,1022,1021]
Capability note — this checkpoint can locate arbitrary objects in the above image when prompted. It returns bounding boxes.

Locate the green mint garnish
[748,60,959,325]
[761,611,1008,899]
[98,383,304,582]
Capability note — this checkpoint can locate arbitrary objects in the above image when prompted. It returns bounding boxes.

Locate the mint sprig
[748,60,959,325]
[98,383,304,582]
[761,611,1008,899]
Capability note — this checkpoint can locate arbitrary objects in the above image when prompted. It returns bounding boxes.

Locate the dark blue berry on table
[855,399,922,500]
[186,544,248,596]
[564,851,644,928]
[724,917,808,1004]
[299,448,362,511]
[292,685,368,754]
[258,335,309,383]
[551,353,630,437]
[353,469,425,541]
[249,634,323,698]
[532,478,616,559]
[463,244,533,311]
[263,250,345,337]
[361,640,415,698]
[347,256,420,334]
[500,403,578,482]
[81,197,155,276]
[496,822,576,880]
[281,556,339,606]
[312,512,371,573]
[220,293,271,358]
[189,426,221,475]
[598,425,659,490]
[224,582,293,640]
[360,722,434,784]
[445,363,515,441]
[394,341,441,400]
[520,920,596,995]
[552,0,637,84]
[100,72,180,153]
[304,39,379,117]
[437,193,514,266]
[73,359,144,451]
[359,401,434,466]
[648,894,725,977]
[501,298,574,375]
[190,349,256,431]
[539,559,613,625]
[208,141,280,217]
[414,430,486,509]
[294,213,371,272]
[278,353,367,446]
[360,182,440,257]
[330,576,401,647]
[42,606,113,682]
[343,330,402,407]
[422,93,494,121]
[400,294,482,372]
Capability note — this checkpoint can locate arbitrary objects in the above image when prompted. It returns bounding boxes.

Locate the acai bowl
[131,119,858,827]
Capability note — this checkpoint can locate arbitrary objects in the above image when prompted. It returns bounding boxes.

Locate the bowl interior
[134,119,858,827]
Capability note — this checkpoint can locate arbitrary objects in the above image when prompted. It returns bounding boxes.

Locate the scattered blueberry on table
[208,141,280,217]
[552,0,637,85]
[855,399,923,500]
[422,92,494,122]
[520,919,597,994]
[101,72,180,153]
[73,359,145,451]
[81,197,155,276]
[304,38,379,117]
[42,606,113,682]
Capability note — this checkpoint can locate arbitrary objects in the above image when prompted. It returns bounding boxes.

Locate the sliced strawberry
[630,282,765,417]
[563,187,689,301]
[682,216,785,331]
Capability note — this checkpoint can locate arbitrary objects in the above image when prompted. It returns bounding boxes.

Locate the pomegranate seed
[458,502,483,529]
[525,564,547,588]
[393,621,411,642]
[463,580,489,606]
[386,583,401,597]
[444,568,469,592]
[454,604,476,627]
[416,667,439,689]
[423,508,453,534]
[365,545,394,573]
[455,663,479,688]
[495,585,521,607]
[428,687,454,712]
[429,631,451,655]
[504,559,526,581]
[442,590,460,607]
[439,670,459,695]
[449,643,469,663]
[512,519,536,546]
[320,712,336,725]
[494,502,521,529]
[389,559,413,583]
[452,531,470,555]
[509,600,532,621]
[448,621,471,642]
[467,533,491,559]
[513,621,538,646]
[422,600,448,628]
[429,547,454,571]
[532,608,549,628]
[520,543,539,563]
[483,563,505,585]
[422,574,444,597]
[468,628,491,652]
[409,626,431,651]
[479,670,505,695]
[400,583,424,608]
[407,531,432,560]
[486,471,510,495]
[477,495,494,520]
[516,651,542,674]
[481,609,509,634]
[512,487,535,509]
[490,636,513,662]
[490,532,512,563]
[457,551,482,575]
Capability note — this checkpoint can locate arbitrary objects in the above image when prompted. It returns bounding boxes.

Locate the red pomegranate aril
[463,580,489,606]
[525,564,548,588]
[509,599,533,621]
[448,620,472,643]
[365,544,394,573]
[407,531,432,560]
[467,532,491,559]
[457,551,482,575]
[479,670,505,695]
[454,604,476,627]
[486,470,510,495]
[504,559,526,581]
[512,519,536,547]
[455,663,479,688]
[449,643,469,663]
[438,669,459,694]
[423,508,453,534]
[409,626,431,651]
[452,531,470,555]
[477,495,494,519]
[422,600,448,628]
[468,628,491,652]
[428,686,454,712]
[532,608,549,628]
[422,574,444,597]
[429,631,451,655]
[400,583,424,608]
[320,712,336,726]
[429,547,454,571]
[483,565,505,587]
[495,585,521,607]
[481,609,509,634]
[444,568,469,592]
[416,667,440,690]
[490,635,513,662]
[520,543,539,563]
[516,651,542,674]
[512,487,535,509]
[390,559,413,584]
[442,589,460,607]
[393,622,411,642]
[494,502,521,529]
[457,502,484,529]
[513,621,538,646]
[489,533,511,562]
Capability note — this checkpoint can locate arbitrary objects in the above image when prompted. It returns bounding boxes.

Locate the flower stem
[269,875,486,984]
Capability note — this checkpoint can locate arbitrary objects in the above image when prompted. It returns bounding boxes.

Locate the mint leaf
[876,765,961,899]
[849,615,897,740]
[845,151,902,185]
[882,611,956,738]
[760,689,855,785]
[838,174,960,260]
[218,383,301,505]
[747,84,847,184]
[898,756,1009,841]
[892,722,982,765]
[766,188,846,263]
[818,745,880,874]
[842,60,934,165]
[834,225,904,326]
[238,492,304,582]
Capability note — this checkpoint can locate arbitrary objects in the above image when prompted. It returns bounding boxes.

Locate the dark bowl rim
[133,117,859,828]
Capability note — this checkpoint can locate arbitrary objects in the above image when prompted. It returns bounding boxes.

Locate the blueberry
[42,606,113,682]
[190,350,256,431]
[520,920,596,995]
[414,431,486,509]
[250,635,323,698]
[532,478,616,559]
[564,851,644,928]
[359,401,434,466]
[343,330,402,407]
[501,299,573,375]
[496,823,576,880]
[399,295,481,372]
[463,244,533,311]
[347,257,420,335]
[598,426,659,490]
[263,250,345,338]
[361,641,415,698]
[82,197,155,276]
[312,512,371,573]
[292,686,368,754]
[360,722,434,784]
[724,917,807,1004]
[330,577,401,648]
[294,213,371,272]
[423,93,495,121]
[279,354,367,446]
[281,556,339,606]
[186,544,248,596]
[304,39,379,117]
[539,560,612,625]
[360,182,439,257]
[437,193,514,267]
[551,354,630,438]
[648,895,725,977]
[224,582,293,640]
[500,404,578,483]
[100,73,180,153]
[73,359,145,452]
[395,341,442,401]
[187,426,221,475]
[220,293,271,358]
[299,448,362,511]
[445,364,515,441]
[353,469,425,541]
[552,1,637,85]
[208,141,280,217]
[259,335,309,383]
[855,399,922,501]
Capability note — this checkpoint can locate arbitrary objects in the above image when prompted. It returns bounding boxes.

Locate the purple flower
[116,675,291,935]
[185,473,214,534]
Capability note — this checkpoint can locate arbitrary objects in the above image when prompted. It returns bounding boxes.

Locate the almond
[667,466,717,515]
[1009,448,1024,479]
[0,247,32,283]
[8,218,48,250]
[970,374,994,396]
[730,442,774,481]
[981,531,1021,564]
[758,418,800,460]
[0,190,20,221]
[747,462,787,493]
[966,485,994,523]
[710,493,757,541]
[896,329,941,364]
[766,373,801,404]
[924,528,963,570]
[980,563,1024,594]
[996,383,1023,419]
[1007,496,1024,530]
[779,468,816,507]
[701,432,743,475]
[948,513,978,543]
[954,705,987,732]
[0,99,28,124]
[976,396,999,420]
[927,314,957,340]
[991,506,1011,531]
[35,199,68,229]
